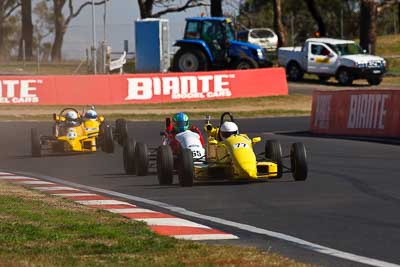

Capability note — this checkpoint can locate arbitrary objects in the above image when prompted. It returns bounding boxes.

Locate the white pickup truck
[278,38,386,85]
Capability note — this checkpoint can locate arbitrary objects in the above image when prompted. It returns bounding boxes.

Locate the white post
[91,0,97,74]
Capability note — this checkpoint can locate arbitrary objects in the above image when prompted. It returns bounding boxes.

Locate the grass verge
[0,181,312,267]
[0,95,312,121]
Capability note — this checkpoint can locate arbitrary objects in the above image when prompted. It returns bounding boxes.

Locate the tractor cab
[172,17,271,72]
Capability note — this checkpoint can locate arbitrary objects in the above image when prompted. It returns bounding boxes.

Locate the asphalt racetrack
[1,117,400,267]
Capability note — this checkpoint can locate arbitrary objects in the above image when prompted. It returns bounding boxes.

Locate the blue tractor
[172,17,272,72]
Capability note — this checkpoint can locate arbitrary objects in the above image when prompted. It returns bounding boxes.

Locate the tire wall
[310,89,400,137]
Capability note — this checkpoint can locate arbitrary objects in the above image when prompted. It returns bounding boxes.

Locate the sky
[60,0,213,59]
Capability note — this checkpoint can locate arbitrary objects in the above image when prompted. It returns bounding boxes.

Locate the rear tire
[290,142,308,181]
[336,68,353,86]
[233,57,258,69]
[135,142,149,176]
[265,140,283,178]
[178,149,194,187]
[123,137,136,174]
[286,62,304,81]
[31,128,41,157]
[157,145,174,185]
[172,48,208,72]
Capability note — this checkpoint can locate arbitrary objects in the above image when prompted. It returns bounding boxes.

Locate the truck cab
[278,38,386,85]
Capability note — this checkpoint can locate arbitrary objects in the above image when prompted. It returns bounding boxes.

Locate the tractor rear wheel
[172,48,208,72]
[157,145,174,185]
[290,142,308,181]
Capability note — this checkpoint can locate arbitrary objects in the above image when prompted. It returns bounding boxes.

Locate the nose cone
[238,161,258,179]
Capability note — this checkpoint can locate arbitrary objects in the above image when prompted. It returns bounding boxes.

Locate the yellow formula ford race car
[156,112,308,187]
[30,107,128,157]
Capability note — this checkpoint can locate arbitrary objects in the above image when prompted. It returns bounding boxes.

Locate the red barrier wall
[310,90,400,138]
[0,68,288,105]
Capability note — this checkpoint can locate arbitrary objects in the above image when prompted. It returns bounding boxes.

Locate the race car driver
[164,112,205,153]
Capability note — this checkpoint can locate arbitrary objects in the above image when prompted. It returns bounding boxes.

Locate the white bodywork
[278,38,386,76]
[175,130,205,160]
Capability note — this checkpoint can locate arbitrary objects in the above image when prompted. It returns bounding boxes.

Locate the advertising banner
[0,68,288,105]
[310,90,400,137]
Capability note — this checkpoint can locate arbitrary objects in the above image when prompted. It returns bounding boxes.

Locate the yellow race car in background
[30,107,127,157]
[157,112,308,187]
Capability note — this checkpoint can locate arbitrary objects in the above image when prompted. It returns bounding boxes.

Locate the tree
[19,0,33,60]
[304,0,326,36]
[50,0,107,62]
[273,0,286,47]
[0,0,20,60]
[359,0,377,54]
[137,0,207,18]
[210,0,222,17]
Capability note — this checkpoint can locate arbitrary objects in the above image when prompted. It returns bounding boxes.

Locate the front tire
[172,48,208,72]
[157,145,174,185]
[123,137,136,174]
[286,62,304,81]
[232,57,258,69]
[178,149,194,187]
[102,124,114,153]
[135,142,149,176]
[31,128,41,157]
[115,118,128,146]
[265,140,283,178]
[290,142,308,181]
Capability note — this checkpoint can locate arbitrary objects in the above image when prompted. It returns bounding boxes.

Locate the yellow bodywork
[54,118,101,152]
[202,124,278,180]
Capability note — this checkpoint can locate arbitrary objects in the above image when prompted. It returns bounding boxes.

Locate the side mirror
[328,53,334,58]
[98,115,105,122]
[252,137,261,144]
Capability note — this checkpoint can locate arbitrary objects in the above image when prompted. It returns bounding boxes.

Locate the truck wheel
[336,68,353,86]
[367,76,382,86]
[115,118,128,146]
[172,48,208,72]
[290,142,308,181]
[123,137,136,174]
[31,128,41,157]
[157,145,174,185]
[286,62,304,81]
[233,58,258,69]
[135,142,149,176]
[178,149,194,187]
[265,140,283,178]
